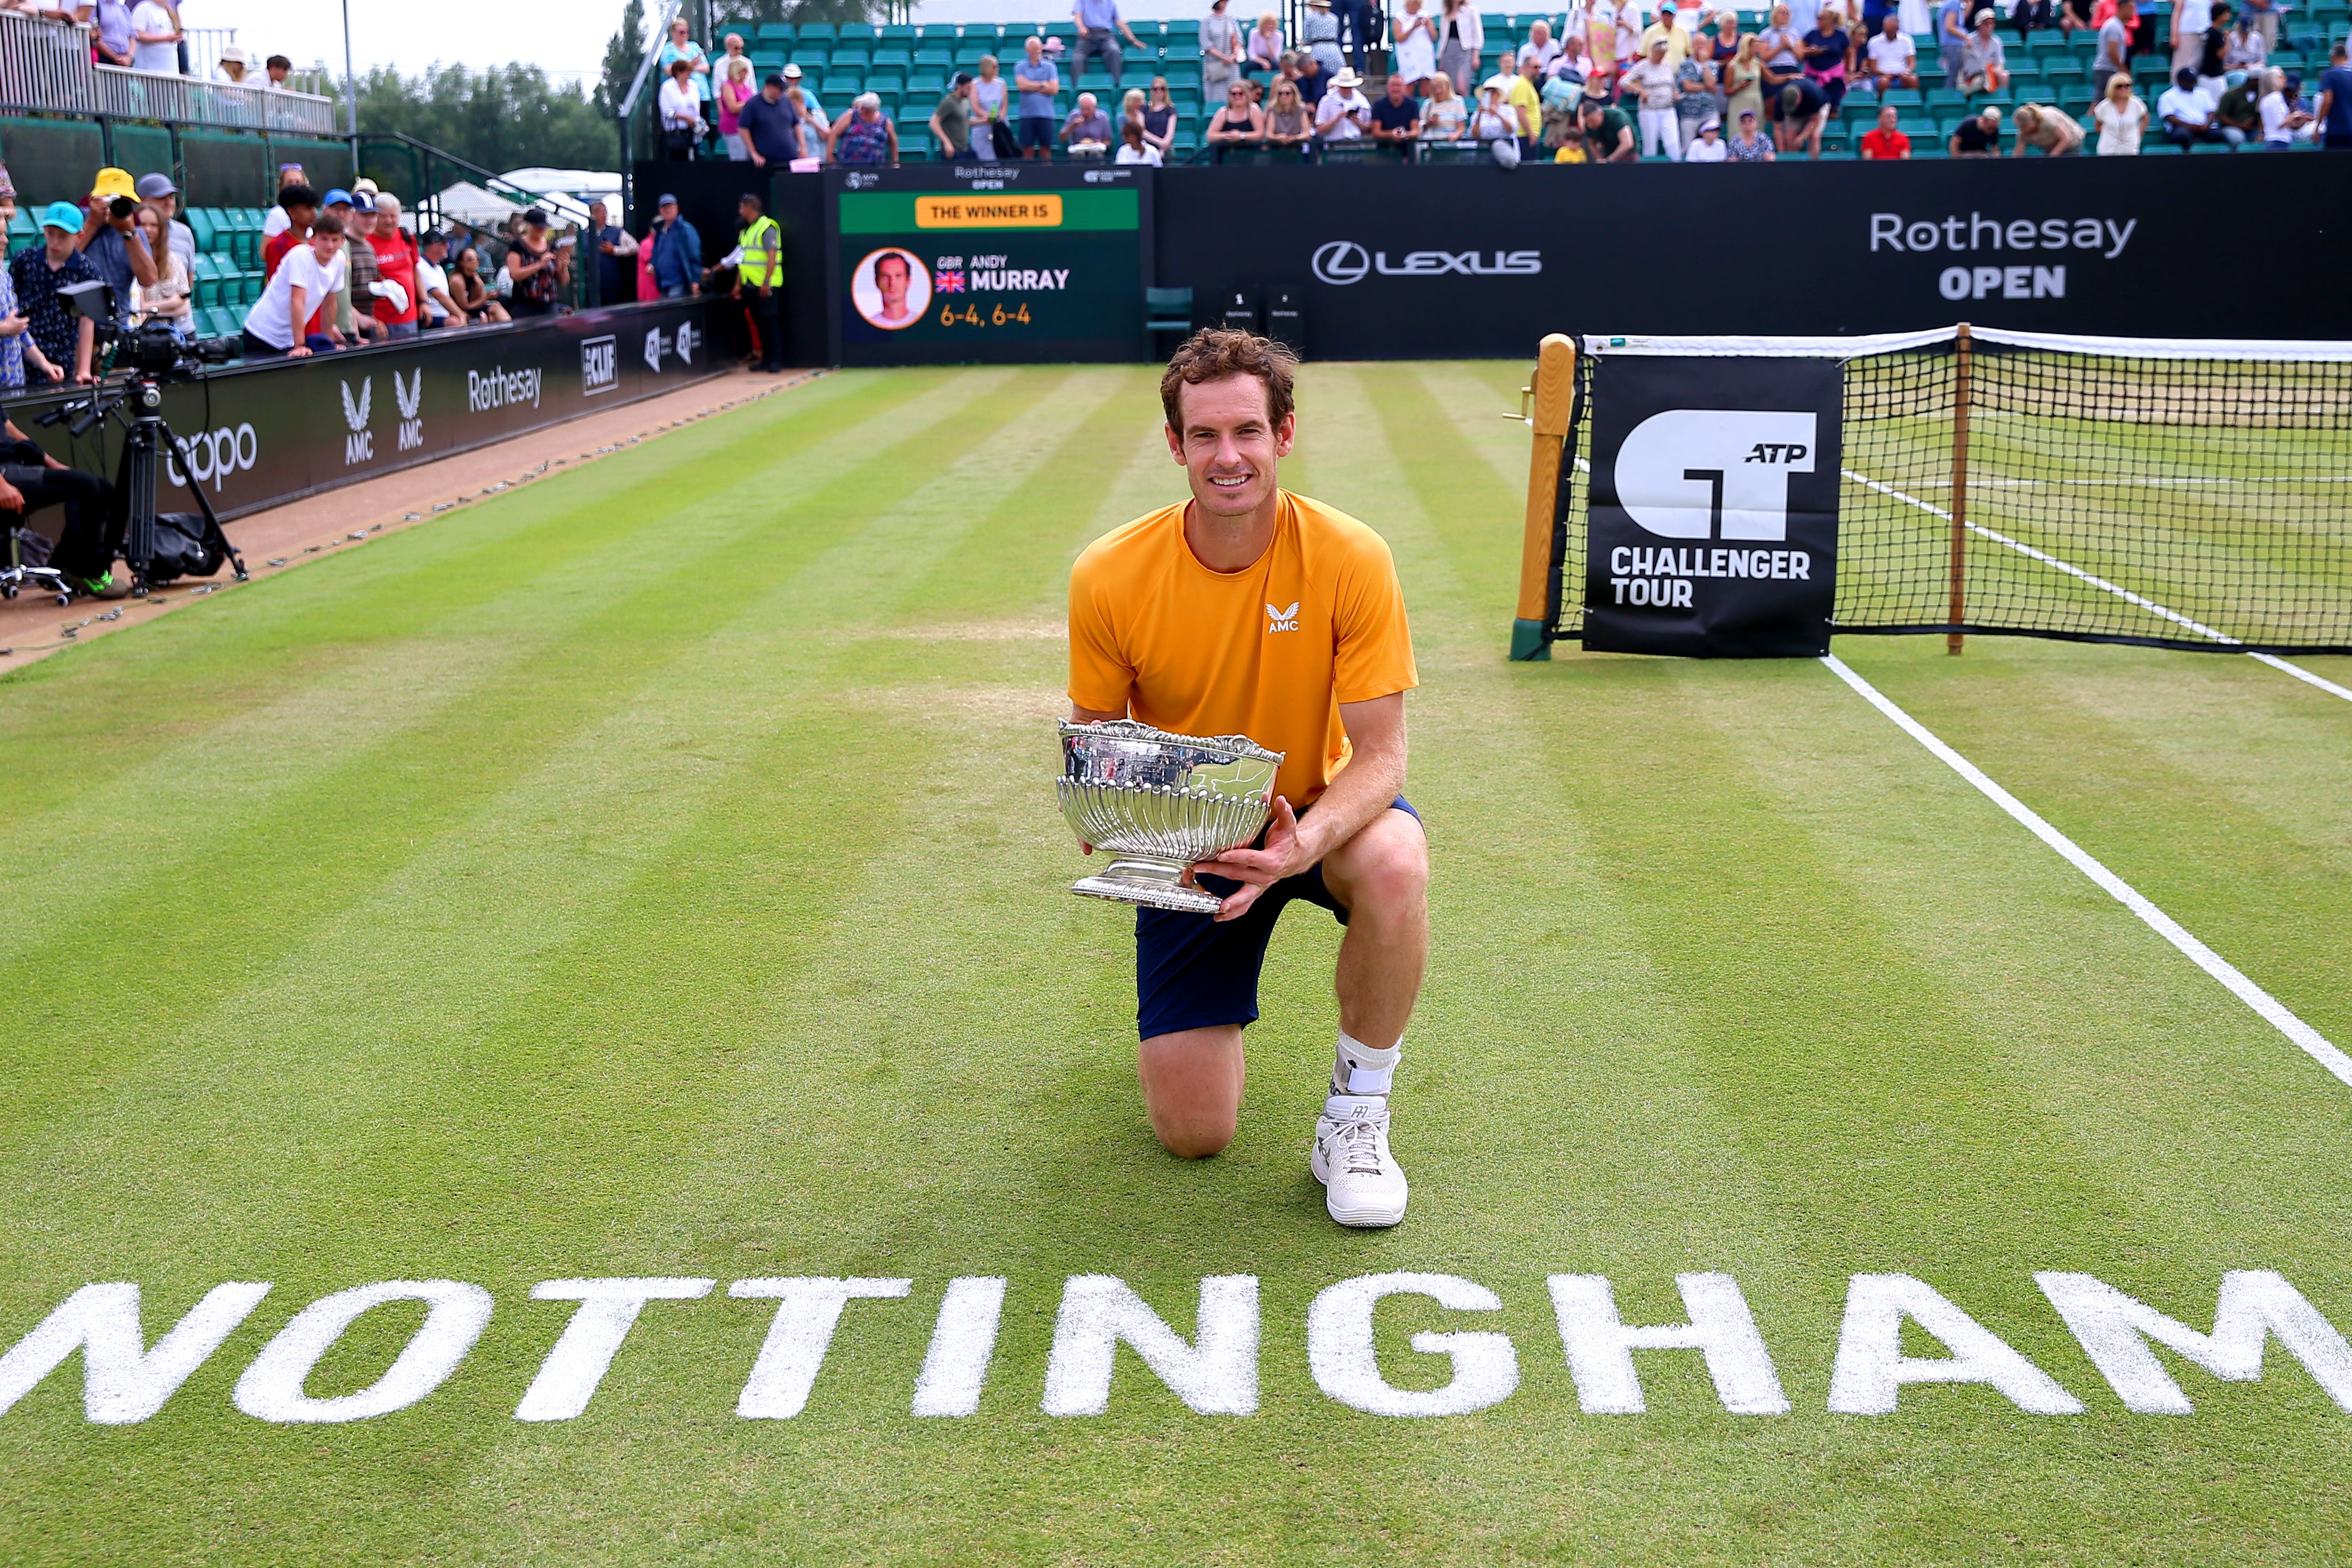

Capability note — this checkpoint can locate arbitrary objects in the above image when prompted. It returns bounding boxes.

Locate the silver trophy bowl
[1057,719,1286,915]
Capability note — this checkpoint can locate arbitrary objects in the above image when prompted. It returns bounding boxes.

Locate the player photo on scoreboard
[851,247,930,331]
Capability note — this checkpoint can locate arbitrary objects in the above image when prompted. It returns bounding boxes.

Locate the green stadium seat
[956,42,997,64]
[185,208,218,254]
[798,22,836,42]
[188,254,219,306]
[2189,138,2237,150]
[867,70,906,94]
[1925,87,1967,110]
[917,22,961,39]
[2010,58,2045,80]
[1880,86,1924,108]
[879,22,914,39]
[914,45,952,67]
[872,45,913,67]
[900,128,935,156]
[755,23,793,42]
[839,21,876,39]
[832,45,870,69]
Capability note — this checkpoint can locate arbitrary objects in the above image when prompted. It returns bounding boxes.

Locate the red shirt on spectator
[263,226,304,279]
[368,225,420,325]
[1860,125,1911,157]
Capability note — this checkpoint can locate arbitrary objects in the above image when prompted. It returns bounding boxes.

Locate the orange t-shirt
[1067,490,1419,810]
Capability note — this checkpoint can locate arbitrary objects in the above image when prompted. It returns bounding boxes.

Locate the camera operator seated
[0,413,117,598]
[239,212,349,358]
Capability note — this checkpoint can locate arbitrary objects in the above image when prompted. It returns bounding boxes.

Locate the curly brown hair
[1159,327,1298,432]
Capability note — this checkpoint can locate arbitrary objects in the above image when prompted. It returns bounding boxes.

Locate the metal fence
[0,12,336,134]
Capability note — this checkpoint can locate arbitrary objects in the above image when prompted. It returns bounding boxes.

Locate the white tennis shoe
[1311,1094,1409,1228]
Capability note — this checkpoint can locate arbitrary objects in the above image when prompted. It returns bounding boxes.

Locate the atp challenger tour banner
[829,165,1149,366]
[1582,353,1842,659]
[4,298,721,521]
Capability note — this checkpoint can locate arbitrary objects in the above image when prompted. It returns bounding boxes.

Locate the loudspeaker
[1265,284,1305,355]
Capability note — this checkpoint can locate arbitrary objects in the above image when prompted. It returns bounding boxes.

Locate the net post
[1513,332,1576,662]
[1948,321,1971,655]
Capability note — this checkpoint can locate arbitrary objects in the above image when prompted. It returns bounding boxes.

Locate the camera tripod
[38,373,247,597]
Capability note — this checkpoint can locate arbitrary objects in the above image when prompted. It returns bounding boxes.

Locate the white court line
[1822,654,2352,1090]
[1844,468,2352,705]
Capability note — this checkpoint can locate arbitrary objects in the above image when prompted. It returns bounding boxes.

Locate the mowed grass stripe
[0,369,887,815]
[0,369,1036,1163]
[0,374,952,969]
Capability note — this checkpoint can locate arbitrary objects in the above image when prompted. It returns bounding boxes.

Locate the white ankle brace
[1334,1031,1399,1096]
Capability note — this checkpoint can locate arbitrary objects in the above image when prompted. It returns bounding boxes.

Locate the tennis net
[1522,327,2352,657]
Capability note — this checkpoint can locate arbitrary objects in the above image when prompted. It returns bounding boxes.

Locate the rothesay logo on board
[1310,240,1541,287]
[582,334,618,396]
[339,378,373,464]
[466,365,542,414]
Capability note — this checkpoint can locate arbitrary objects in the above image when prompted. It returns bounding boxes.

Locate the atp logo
[1265,600,1300,634]
[1613,410,1817,541]
[676,322,697,365]
[340,378,373,465]
[644,328,665,371]
[393,368,423,453]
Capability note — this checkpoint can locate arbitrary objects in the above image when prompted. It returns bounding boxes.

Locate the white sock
[1332,1031,1399,1099]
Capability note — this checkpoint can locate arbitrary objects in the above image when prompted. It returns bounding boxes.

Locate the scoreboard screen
[830,165,1149,365]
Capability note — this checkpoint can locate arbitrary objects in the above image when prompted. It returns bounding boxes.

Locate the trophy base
[1070,857,1226,915]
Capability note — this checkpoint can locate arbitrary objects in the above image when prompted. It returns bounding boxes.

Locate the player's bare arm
[1198,690,1406,921]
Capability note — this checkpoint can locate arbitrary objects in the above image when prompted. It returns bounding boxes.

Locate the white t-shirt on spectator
[1315,87,1372,137]
[658,76,702,129]
[1114,141,1164,163]
[262,206,292,238]
[1518,37,1563,69]
[1684,133,1729,159]
[414,255,451,320]
[129,0,177,71]
[243,243,346,349]
[1866,33,1916,75]
[2157,81,2212,124]
[2258,87,2290,140]
[2175,0,2210,36]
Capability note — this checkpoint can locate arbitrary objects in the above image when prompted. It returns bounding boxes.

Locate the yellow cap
[92,167,136,200]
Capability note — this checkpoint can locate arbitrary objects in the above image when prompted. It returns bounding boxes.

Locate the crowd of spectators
[654,0,2352,165]
[2,0,301,86]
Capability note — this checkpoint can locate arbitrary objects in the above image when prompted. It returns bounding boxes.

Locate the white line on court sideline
[1821,654,2352,1090]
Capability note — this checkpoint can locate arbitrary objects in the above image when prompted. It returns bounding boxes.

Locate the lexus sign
[1310,240,1542,285]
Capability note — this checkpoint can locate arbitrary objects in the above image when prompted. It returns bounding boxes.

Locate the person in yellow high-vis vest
[728,191,785,372]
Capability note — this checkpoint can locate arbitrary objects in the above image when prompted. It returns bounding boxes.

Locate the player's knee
[1349,824,1429,912]
[1152,1108,1236,1159]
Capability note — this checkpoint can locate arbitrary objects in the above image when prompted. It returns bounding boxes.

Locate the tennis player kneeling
[1066,329,1426,1228]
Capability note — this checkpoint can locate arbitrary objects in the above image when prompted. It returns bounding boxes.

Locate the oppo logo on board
[1309,240,1544,287]
[165,422,259,492]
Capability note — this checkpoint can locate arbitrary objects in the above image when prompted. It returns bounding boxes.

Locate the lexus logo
[1311,239,1544,286]
[1311,241,1371,285]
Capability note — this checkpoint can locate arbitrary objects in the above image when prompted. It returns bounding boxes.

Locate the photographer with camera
[0,411,116,597]
[240,212,347,359]
[72,169,159,331]
[10,204,99,387]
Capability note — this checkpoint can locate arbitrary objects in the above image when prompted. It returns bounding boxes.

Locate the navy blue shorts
[1133,798,1419,1040]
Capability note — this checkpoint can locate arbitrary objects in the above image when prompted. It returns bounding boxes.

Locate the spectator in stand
[1265,77,1313,146]
[2091,69,2147,149]
[1116,118,1164,163]
[1679,111,1728,156]
[1436,0,1482,93]
[783,64,830,154]
[1061,89,1114,150]
[369,192,422,336]
[1949,99,2002,150]
[134,172,193,284]
[1391,0,1436,91]
[0,168,43,393]
[321,191,381,343]
[1757,2,1807,132]
[1141,77,1179,156]
[969,56,1010,158]
[1016,36,1061,159]
[2193,1,2231,92]
[14,206,96,386]
[1801,3,1851,112]
[1677,32,1724,145]
[1074,0,1147,88]
[1519,18,1564,70]
[92,0,133,66]
[1721,31,1767,122]
[2014,0,2055,39]
[1859,97,1913,152]
[1541,47,1588,132]
[2257,66,2303,143]
[2170,0,2210,80]
[717,58,755,159]
[128,0,181,72]
[2224,9,2266,68]
[129,205,191,336]
[1727,103,1776,155]
[1861,12,1919,93]
[1640,0,1693,67]
[1623,35,1685,157]
[75,169,157,329]
[1934,0,1969,83]
[1578,92,1639,157]
[715,31,753,94]
[1294,48,1331,105]
[264,54,293,89]
[933,74,977,162]
[1510,50,1547,137]
[414,230,458,329]
[1245,10,1287,82]
[1315,66,1374,140]
[738,71,802,170]
[649,194,700,299]
[585,200,634,306]
[1370,70,1422,143]
[1551,32,1590,91]
[1958,11,2009,92]
[1330,0,1371,75]
[1469,76,1522,157]
[2158,63,2221,140]
[260,184,316,278]
[1775,75,1830,151]
[659,59,703,160]
[1419,70,1468,135]
[657,15,711,112]
[1209,79,1268,143]
[2094,0,2139,83]
[1301,0,1344,79]
[239,211,344,358]
[2011,100,2086,150]
[1202,0,1244,101]
[2212,68,2261,140]
[2241,0,2277,48]
[2318,44,2352,149]
[450,247,507,321]
[259,164,304,239]
[831,92,900,164]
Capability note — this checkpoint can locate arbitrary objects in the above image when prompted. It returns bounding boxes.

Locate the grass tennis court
[3,362,2350,1564]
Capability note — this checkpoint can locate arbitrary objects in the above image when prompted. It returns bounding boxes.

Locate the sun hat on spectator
[135,172,176,199]
[1333,66,1363,88]
[1700,114,1721,129]
[39,201,84,232]
[782,62,804,79]
[219,43,249,66]
[92,167,136,201]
